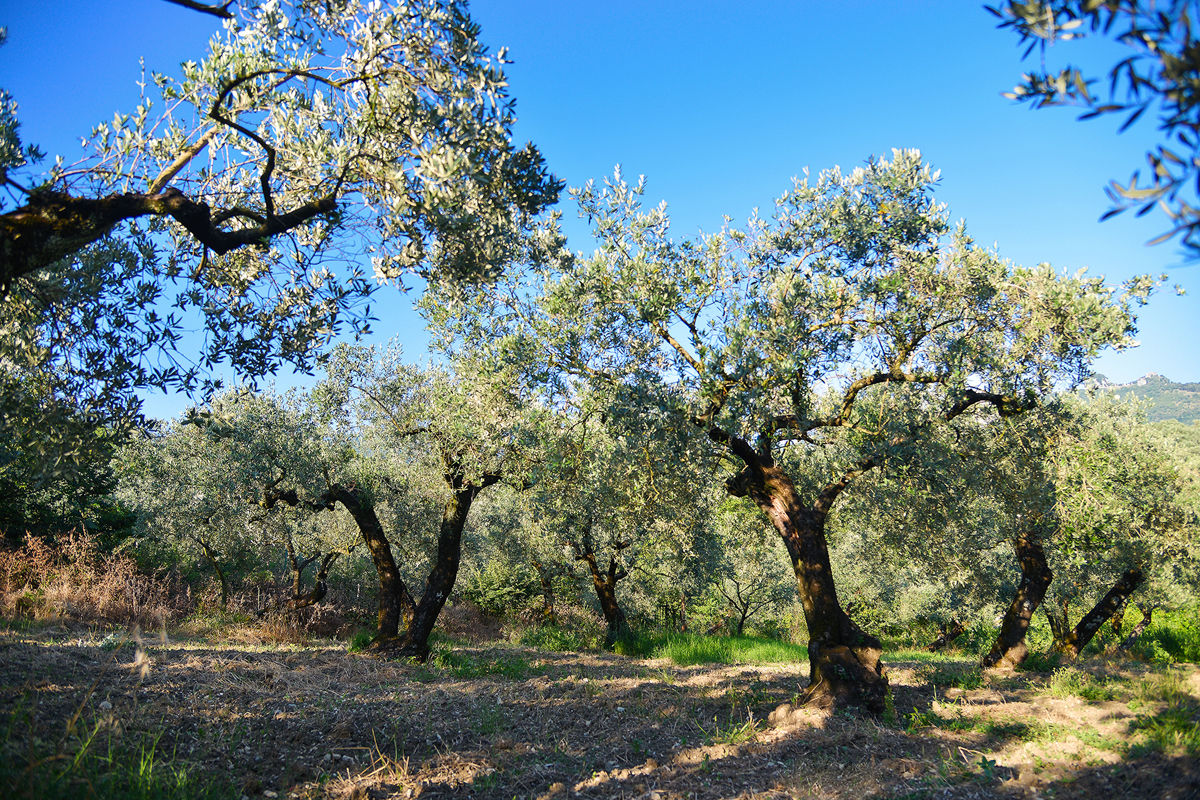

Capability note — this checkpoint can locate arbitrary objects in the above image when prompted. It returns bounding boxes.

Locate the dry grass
[0,532,186,627]
[3,624,1197,800]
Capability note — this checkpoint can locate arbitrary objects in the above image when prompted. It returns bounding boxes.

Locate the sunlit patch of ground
[1,624,1197,799]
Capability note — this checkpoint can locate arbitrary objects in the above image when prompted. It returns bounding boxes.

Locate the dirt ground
[1,623,1198,799]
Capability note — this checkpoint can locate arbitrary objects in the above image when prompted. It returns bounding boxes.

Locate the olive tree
[1038,395,1194,658]
[710,497,796,636]
[0,1,560,478]
[310,342,542,659]
[116,388,351,610]
[428,151,1152,710]
[514,403,710,649]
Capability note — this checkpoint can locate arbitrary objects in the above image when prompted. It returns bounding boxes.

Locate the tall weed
[0,532,185,627]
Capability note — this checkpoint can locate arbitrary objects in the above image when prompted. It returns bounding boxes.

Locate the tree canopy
[0,0,561,480]
[428,149,1158,709]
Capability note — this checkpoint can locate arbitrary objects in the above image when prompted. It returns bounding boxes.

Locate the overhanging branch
[0,187,338,294]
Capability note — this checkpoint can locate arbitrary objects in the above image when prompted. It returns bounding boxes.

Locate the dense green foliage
[0,0,561,483]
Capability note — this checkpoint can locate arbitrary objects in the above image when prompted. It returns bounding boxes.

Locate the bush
[0,531,185,626]
[457,560,538,618]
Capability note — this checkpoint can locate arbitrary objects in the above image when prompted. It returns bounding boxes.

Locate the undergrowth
[0,692,236,800]
[638,633,809,666]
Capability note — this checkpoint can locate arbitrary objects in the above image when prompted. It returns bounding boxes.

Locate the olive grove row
[2,1,1199,715]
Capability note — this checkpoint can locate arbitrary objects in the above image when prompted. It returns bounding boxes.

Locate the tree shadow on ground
[1,630,1198,799]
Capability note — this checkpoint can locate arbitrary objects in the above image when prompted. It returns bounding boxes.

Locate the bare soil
[1,623,1198,799]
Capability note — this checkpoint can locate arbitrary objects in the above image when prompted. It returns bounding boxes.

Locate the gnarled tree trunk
[573,535,632,650]
[194,534,230,611]
[926,620,965,652]
[1053,568,1145,659]
[982,532,1052,669]
[531,560,559,625]
[318,484,415,642]
[385,477,495,661]
[1119,604,1155,650]
[727,460,887,712]
[258,543,340,618]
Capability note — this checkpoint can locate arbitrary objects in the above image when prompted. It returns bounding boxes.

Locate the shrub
[0,531,185,626]
[457,560,538,618]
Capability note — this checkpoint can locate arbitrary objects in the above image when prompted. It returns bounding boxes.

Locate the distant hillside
[1089,373,1200,424]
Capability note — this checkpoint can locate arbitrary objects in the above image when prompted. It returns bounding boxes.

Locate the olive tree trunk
[573,538,632,650]
[194,534,230,611]
[317,485,414,642]
[726,459,887,712]
[926,620,966,653]
[531,560,559,625]
[1054,567,1145,658]
[1119,605,1155,650]
[982,532,1053,669]
[386,480,494,661]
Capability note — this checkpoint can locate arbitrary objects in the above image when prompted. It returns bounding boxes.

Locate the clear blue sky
[2,1,1197,419]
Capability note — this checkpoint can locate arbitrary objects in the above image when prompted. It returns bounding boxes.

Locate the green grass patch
[1130,699,1200,757]
[1,702,236,800]
[884,647,963,665]
[1016,650,1063,673]
[430,647,537,679]
[918,663,985,690]
[1047,667,1117,701]
[647,633,808,666]
[517,625,587,652]
[902,705,1066,744]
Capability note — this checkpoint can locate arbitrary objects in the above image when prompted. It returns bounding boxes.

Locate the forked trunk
[320,485,414,641]
[259,549,339,618]
[385,484,482,661]
[290,552,339,611]
[1054,567,1144,659]
[1046,600,1071,649]
[577,548,631,650]
[982,532,1052,669]
[926,620,965,652]
[730,462,886,712]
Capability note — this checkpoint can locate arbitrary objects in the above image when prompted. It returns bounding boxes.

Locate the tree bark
[1119,605,1155,650]
[575,543,632,650]
[726,459,887,712]
[1055,568,1145,659]
[258,542,338,618]
[926,620,965,652]
[531,560,558,625]
[1111,598,1127,639]
[1045,600,1071,649]
[982,532,1053,669]
[194,535,230,611]
[289,552,339,611]
[0,187,337,294]
[382,479,491,661]
[318,484,414,642]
